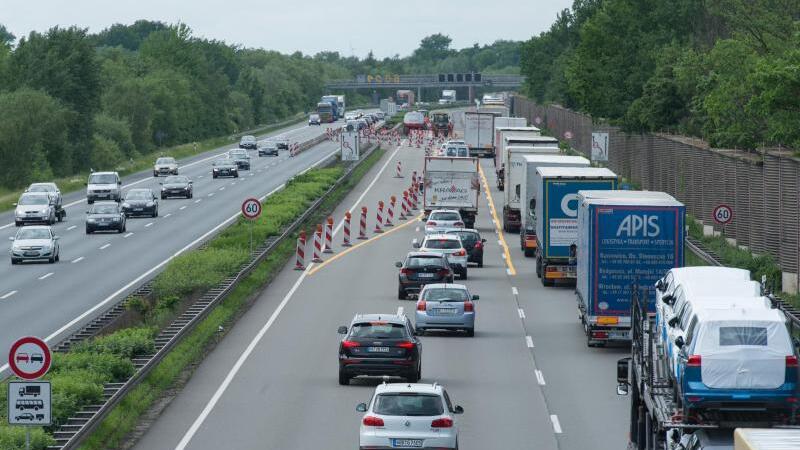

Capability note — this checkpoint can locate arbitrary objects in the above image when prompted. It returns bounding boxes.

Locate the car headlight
[122,203,130,208]
[87,218,97,222]
[146,202,154,207]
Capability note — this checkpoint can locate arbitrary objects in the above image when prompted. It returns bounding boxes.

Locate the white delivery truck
[494,130,550,189]
[463,112,495,157]
[518,154,590,256]
[423,156,480,229]
[500,145,561,232]
[439,90,456,104]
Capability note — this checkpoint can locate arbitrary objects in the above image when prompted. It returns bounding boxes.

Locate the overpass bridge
[324,74,524,102]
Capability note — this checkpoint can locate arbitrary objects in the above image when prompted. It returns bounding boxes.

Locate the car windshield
[241,136,255,142]
[407,256,445,268]
[28,184,55,193]
[125,190,151,200]
[230,151,246,157]
[349,322,407,339]
[214,159,232,166]
[430,212,460,221]
[90,204,118,214]
[164,176,188,184]
[373,394,444,416]
[424,239,461,250]
[18,195,49,205]
[89,174,117,184]
[16,229,51,240]
[424,288,469,302]
[156,158,175,165]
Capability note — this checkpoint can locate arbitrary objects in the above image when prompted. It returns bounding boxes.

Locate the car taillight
[787,355,798,368]
[464,301,474,312]
[454,249,466,256]
[474,241,482,249]
[341,340,360,349]
[454,222,464,227]
[362,416,384,427]
[397,341,416,349]
[427,221,437,227]
[400,268,412,275]
[430,417,453,428]
[417,300,427,311]
[437,269,450,276]
[687,355,701,367]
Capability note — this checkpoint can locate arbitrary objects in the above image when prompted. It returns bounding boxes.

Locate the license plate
[134,208,143,212]
[392,439,423,448]
[24,252,38,257]
[435,308,457,315]
[417,273,434,278]
[367,347,390,353]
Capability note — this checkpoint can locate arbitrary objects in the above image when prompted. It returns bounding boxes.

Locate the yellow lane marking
[477,164,517,276]
[308,214,422,276]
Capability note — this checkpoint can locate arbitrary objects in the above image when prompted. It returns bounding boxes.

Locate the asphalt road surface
[134,137,630,450]
[0,120,349,377]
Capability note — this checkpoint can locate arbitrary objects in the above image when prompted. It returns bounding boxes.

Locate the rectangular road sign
[8,381,51,426]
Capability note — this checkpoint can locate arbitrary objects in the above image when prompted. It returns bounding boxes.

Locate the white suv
[357,382,463,450]
[424,209,464,235]
[414,234,469,279]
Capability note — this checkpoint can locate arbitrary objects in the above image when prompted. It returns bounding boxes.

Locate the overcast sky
[1,0,572,58]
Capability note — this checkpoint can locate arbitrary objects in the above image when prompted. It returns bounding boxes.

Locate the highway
[133,133,630,449]
[0,120,348,377]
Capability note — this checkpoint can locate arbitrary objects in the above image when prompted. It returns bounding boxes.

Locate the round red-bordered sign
[713,204,733,225]
[8,336,51,380]
[241,197,262,220]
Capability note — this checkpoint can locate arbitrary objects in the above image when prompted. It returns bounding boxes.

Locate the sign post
[712,204,733,236]
[241,198,262,254]
[8,336,52,450]
[591,132,609,162]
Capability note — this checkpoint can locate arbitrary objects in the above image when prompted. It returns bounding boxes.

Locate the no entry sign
[8,336,51,380]
[241,198,262,220]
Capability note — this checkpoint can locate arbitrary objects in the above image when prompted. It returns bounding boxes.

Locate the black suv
[445,228,485,267]
[396,252,454,299]
[337,314,422,386]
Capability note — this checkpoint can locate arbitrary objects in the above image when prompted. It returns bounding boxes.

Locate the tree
[413,34,453,62]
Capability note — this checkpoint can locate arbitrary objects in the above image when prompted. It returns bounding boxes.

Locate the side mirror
[337,326,348,335]
[515,185,521,197]
[663,294,675,305]
[655,279,665,292]
[668,316,679,328]
[616,358,630,396]
[481,239,486,243]
[53,236,59,240]
[395,261,403,268]
[472,295,480,300]
[356,403,367,412]
[412,240,420,249]
[453,405,464,414]
[674,336,685,349]
[529,199,536,210]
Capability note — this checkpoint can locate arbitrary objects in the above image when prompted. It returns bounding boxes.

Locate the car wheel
[234,173,239,178]
[11,258,19,265]
[55,253,59,262]
[338,370,350,386]
[542,275,554,287]
[478,258,483,268]
[213,174,218,179]
[536,257,542,278]
[460,269,468,280]
[87,198,94,204]
[466,328,475,337]
[398,287,408,300]
[153,172,158,177]
[161,194,166,200]
[14,221,21,227]
[85,227,92,234]
[48,255,55,263]
[188,191,193,199]
[407,369,419,383]
[153,208,158,218]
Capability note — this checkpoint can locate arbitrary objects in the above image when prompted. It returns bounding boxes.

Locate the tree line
[520,0,800,151]
[0,22,520,189]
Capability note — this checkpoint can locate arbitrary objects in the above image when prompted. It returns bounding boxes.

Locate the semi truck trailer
[463,112,495,157]
[423,156,480,229]
[495,132,555,190]
[501,145,562,232]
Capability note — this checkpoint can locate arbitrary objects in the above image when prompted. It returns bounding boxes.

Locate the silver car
[424,209,464,235]
[25,182,64,221]
[415,284,478,336]
[9,225,60,264]
[153,157,179,176]
[86,171,122,204]
[14,193,57,226]
[414,234,469,279]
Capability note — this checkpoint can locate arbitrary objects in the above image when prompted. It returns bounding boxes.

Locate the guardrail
[46,128,388,449]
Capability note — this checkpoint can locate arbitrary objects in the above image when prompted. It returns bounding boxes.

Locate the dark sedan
[212,158,239,178]
[228,149,251,170]
[396,252,454,299]
[445,228,485,267]
[258,143,279,156]
[85,202,126,234]
[122,188,159,217]
[239,135,257,149]
[160,175,193,199]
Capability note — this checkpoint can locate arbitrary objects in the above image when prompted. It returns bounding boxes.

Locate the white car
[414,234,469,279]
[357,383,463,450]
[424,210,464,235]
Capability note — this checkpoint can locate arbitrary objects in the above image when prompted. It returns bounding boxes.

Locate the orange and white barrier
[386,196,396,227]
[395,161,403,178]
[324,216,334,253]
[342,211,352,247]
[358,207,368,240]
[400,191,409,220]
[374,201,384,234]
[312,224,324,263]
[294,231,306,270]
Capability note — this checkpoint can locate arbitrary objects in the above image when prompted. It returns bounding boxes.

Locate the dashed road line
[397,306,404,316]
[535,370,546,385]
[180,206,187,210]
[67,225,77,231]
[71,256,84,264]
[164,213,172,218]
[39,272,54,280]
[195,199,202,204]
[208,193,214,197]
[526,336,534,348]
[124,232,134,238]
[0,290,17,299]
[219,187,225,191]
[145,222,154,228]
[518,308,526,319]
[550,415,562,434]
[511,286,519,296]
[99,243,111,250]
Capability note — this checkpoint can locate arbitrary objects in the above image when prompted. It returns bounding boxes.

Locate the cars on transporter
[9,225,60,264]
[153,156,179,176]
[13,193,58,226]
[396,252,455,300]
[86,171,122,204]
[258,141,279,157]
[160,175,193,199]
[24,182,65,221]
[212,157,239,178]
[337,313,422,385]
[239,135,257,149]
[228,149,251,170]
[356,382,463,450]
[413,234,469,280]
[85,201,126,234]
[415,284,478,337]
[121,188,159,217]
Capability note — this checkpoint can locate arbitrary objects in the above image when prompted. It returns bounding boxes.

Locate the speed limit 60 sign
[713,204,733,225]
[241,198,262,220]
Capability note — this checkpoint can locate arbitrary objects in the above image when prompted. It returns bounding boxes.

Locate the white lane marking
[550,415,562,434]
[99,244,111,250]
[526,336,534,348]
[39,272,54,280]
[397,307,404,316]
[0,290,17,299]
[198,175,204,178]
[511,286,519,296]
[501,253,507,260]
[164,213,172,218]
[145,222,154,228]
[415,226,420,232]
[195,199,202,204]
[67,225,77,231]
[219,187,225,191]
[535,370,546,385]
[497,239,502,246]
[180,206,187,210]
[207,193,214,197]
[174,265,312,450]
[124,232,134,238]
[71,256,84,264]
[0,138,335,377]
[249,173,254,177]
[518,308,526,319]
[506,268,512,276]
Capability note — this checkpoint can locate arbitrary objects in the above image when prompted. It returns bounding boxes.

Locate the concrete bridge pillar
[468,86,475,104]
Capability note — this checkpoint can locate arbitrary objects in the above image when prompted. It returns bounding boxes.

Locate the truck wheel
[542,276,554,287]
[477,258,483,268]
[398,287,408,300]
[460,268,468,280]
[338,370,350,386]
[524,248,534,257]
[87,198,94,204]
[536,257,542,278]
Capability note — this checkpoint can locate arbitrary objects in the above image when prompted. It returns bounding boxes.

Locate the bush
[48,370,106,426]
[151,247,248,300]
[90,133,125,169]
[74,327,156,359]
[53,352,135,382]
[0,424,54,450]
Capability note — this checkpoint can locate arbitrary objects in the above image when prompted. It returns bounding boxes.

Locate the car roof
[407,251,446,258]
[536,166,617,178]
[28,182,56,188]
[424,234,460,240]
[90,171,118,175]
[421,283,467,290]
[668,267,750,284]
[375,382,443,395]
[92,201,119,206]
[351,313,406,324]
[20,192,50,198]
[692,303,786,323]
[429,209,460,214]
[17,225,51,231]
[442,228,479,234]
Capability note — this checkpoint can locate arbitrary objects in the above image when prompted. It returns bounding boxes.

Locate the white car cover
[695,307,792,389]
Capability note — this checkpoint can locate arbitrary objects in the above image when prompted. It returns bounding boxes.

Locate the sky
[0,0,572,58]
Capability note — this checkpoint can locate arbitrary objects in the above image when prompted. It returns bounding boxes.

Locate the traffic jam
[341,100,800,450]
